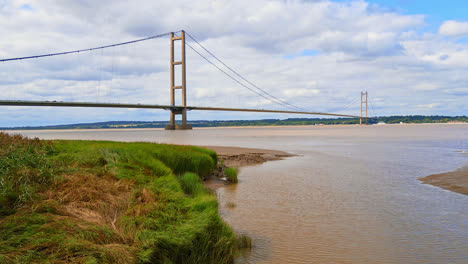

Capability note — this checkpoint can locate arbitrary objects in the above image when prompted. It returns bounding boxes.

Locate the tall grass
[151,144,216,177]
[188,146,218,165]
[179,172,204,196]
[0,134,238,264]
[237,234,253,249]
[0,133,55,216]
[224,167,239,183]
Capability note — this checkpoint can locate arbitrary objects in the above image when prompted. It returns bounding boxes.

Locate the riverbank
[0,133,244,263]
[419,165,468,195]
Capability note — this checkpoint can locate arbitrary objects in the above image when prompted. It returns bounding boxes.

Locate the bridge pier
[164,108,192,130]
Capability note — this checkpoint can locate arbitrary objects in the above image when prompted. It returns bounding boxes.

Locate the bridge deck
[0,100,365,119]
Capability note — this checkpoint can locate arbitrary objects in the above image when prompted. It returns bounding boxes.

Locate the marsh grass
[218,159,225,168]
[179,172,204,196]
[224,167,239,183]
[0,133,55,216]
[0,133,241,263]
[237,234,253,249]
[226,201,237,209]
[150,144,216,177]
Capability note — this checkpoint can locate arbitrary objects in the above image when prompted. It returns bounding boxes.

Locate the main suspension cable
[0,31,175,62]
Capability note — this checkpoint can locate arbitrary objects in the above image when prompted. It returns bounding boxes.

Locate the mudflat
[420,165,468,195]
[202,145,293,168]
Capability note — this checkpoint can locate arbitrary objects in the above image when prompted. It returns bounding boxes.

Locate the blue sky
[339,0,468,20]
[335,0,468,34]
[0,0,467,127]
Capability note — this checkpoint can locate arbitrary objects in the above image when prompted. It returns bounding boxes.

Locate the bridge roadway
[0,100,365,119]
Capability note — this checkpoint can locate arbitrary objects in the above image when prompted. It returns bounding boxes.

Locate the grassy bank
[0,133,240,263]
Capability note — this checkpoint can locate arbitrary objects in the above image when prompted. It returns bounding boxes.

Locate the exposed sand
[201,146,294,189]
[419,165,468,195]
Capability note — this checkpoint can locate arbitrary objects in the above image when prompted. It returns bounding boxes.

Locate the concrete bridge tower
[360,91,368,125]
[165,30,192,130]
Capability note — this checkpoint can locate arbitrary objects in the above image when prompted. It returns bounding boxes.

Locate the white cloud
[412,83,439,91]
[416,103,440,109]
[283,88,320,97]
[439,20,468,37]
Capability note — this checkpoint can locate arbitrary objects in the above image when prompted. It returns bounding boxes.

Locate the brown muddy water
[7,124,468,264]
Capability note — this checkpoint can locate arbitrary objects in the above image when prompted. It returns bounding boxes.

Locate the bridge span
[0,100,365,127]
[0,30,371,129]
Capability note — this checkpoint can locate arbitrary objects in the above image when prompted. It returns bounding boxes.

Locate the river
[9,124,468,264]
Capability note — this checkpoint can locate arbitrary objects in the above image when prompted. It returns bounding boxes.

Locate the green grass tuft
[179,172,204,196]
[152,145,215,177]
[224,167,239,183]
[188,146,218,166]
[237,234,253,249]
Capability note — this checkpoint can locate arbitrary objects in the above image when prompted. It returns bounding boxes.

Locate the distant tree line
[1,115,466,130]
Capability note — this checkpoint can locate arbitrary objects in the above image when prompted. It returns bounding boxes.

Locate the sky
[0,0,467,127]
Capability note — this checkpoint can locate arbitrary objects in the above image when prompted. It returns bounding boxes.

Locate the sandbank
[419,165,468,195]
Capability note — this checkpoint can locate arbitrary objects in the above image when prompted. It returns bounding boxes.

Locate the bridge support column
[165,30,192,130]
[165,108,192,130]
[360,91,368,125]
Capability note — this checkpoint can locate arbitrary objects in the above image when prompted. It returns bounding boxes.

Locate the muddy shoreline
[419,165,468,195]
[201,146,294,189]
[203,146,293,167]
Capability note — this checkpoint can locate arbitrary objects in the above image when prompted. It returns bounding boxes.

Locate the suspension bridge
[0,30,373,129]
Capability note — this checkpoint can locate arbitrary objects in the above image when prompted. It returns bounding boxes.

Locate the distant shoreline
[1,115,466,130]
[2,121,467,133]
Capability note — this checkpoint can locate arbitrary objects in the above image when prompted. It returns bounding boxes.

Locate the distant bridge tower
[360,91,368,125]
[165,31,192,130]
